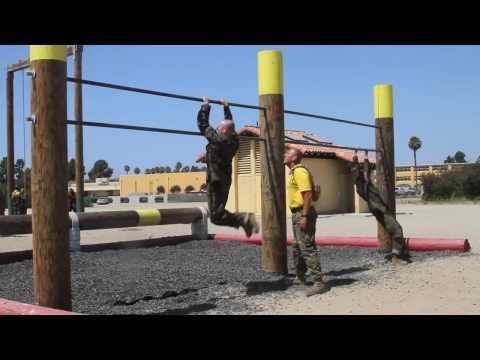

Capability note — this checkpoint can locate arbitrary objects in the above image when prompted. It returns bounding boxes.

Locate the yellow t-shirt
[287,165,312,209]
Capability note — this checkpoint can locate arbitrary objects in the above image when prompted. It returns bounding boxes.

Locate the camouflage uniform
[351,157,407,256]
[288,165,324,283]
[197,103,249,228]
[291,207,323,282]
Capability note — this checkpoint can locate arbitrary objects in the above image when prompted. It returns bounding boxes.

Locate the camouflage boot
[241,213,259,238]
[292,273,307,286]
[305,280,330,297]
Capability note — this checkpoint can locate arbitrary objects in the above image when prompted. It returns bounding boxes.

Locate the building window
[416,166,429,172]
[396,166,411,172]
[238,139,252,175]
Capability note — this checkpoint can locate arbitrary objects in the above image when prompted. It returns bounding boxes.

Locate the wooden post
[258,50,287,274]
[30,45,72,311]
[74,45,85,212]
[374,84,395,252]
[6,71,14,215]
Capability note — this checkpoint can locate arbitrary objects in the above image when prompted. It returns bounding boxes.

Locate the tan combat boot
[242,213,259,238]
[305,280,330,297]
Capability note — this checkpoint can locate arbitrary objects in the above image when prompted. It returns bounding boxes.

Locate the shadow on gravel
[112,288,199,306]
[325,265,372,277]
[149,303,217,315]
[327,278,358,288]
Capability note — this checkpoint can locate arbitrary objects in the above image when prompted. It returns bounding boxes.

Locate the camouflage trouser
[208,180,246,228]
[369,192,406,256]
[291,207,323,282]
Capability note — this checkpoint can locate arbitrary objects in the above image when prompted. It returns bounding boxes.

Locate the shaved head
[284,147,303,167]
[217,119,235,135]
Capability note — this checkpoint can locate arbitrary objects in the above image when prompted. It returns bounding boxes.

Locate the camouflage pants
[291,207,323,282]
[369,191,406,256]
[208,180,245,228]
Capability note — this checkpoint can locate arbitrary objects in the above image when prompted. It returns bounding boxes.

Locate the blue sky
[1,45,479,176]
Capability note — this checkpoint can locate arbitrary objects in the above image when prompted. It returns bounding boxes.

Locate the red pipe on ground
[0,298,81,315]
[212,234,470,252]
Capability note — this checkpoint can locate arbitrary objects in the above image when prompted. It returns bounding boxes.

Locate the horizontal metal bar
[66,120,264,141]
[284,109,379,129]
[66,77,265,111]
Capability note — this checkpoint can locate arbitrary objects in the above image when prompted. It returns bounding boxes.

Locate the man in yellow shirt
[284,147,329,297]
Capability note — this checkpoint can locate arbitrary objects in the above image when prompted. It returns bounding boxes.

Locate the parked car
[139,196,149,203]
[405,187,417,196]
[154,196,163,203]
[96,197,110,205]
[395,187,406,196]
[120,197,130,204]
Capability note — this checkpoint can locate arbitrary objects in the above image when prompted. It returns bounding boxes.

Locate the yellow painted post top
[258,50,283,95]
[136,209,161,226]
[30,45,67,62]
[373,84,393,118]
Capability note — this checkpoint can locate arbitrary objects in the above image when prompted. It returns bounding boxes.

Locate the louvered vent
[238,140,252,175]
[254,141,261,174]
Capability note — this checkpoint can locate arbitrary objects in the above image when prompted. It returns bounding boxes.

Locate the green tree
[175,162,183,173]
[124,165,130,174]
[476,156,480,164]
[170,185,181,193]
[88,160,113,180]
[165,166,172,173]
[14,159,25,181]
[444,155,455,164]
[182,166,190,172]
[0,157,6,184]
[454,151,466,163]
[134,167,141,175]
[408,136,422,193]
[68,159,76,182]
[145,168,151,174]
[190,165,198,172]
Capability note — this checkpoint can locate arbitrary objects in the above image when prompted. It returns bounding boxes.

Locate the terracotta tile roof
[238,125,375,163]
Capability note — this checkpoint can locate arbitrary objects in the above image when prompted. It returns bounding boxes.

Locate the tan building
[395,162,475,187]
[120,172,207,196]
[69,179,120,197]
[225,126,371,216]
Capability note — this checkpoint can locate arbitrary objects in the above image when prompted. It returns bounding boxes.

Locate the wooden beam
[6,71,14,215]
[74,45,85,212]
[374,84,395,252]
[258,50,287,274]
[30,45,72,311]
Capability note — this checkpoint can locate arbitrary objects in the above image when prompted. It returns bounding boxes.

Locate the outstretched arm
[220,99,233,120]
[197,97,220,142]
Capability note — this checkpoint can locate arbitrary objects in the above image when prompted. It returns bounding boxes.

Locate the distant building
[395,162,476,187]
[119,172,207,196]
[69,179,120,198]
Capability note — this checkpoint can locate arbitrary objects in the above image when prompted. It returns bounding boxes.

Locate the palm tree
[124,165,130,175]
[408,136,422,193]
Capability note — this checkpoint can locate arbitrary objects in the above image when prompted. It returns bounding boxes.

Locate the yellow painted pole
[374,84,395,252]
[258,50,287,274]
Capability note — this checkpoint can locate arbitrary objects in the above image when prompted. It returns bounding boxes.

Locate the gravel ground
[0,239,461,315]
